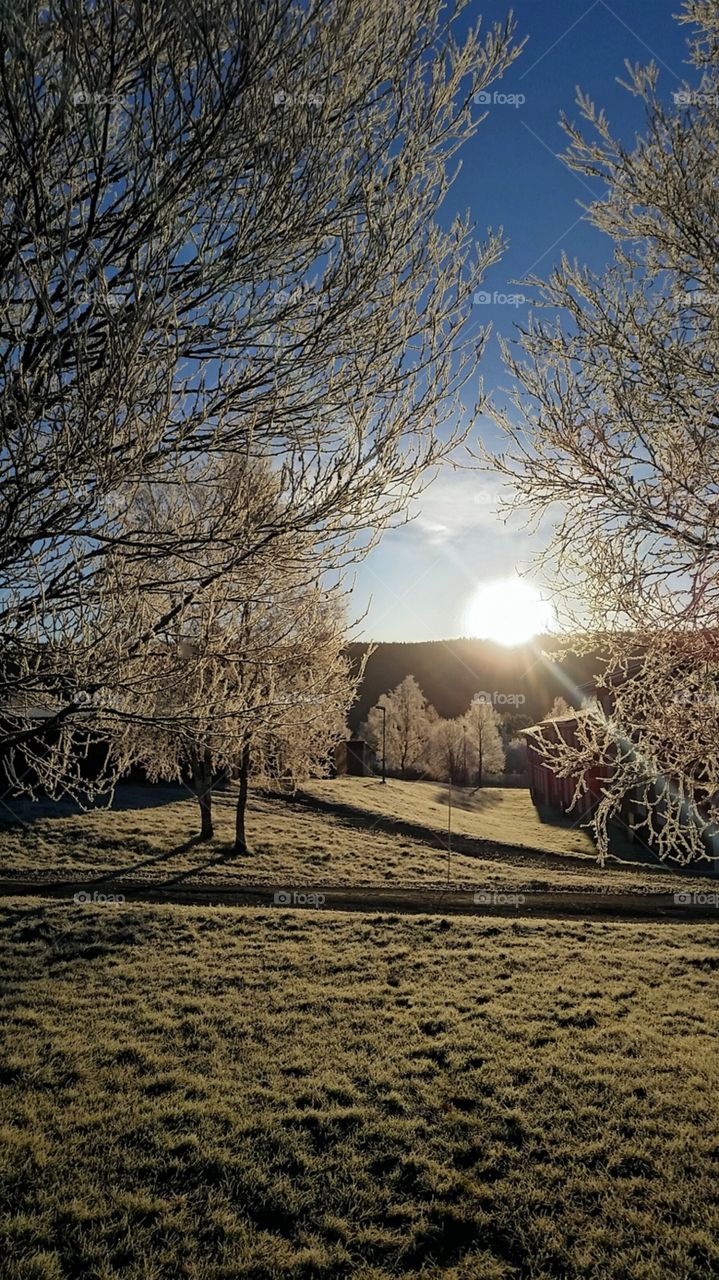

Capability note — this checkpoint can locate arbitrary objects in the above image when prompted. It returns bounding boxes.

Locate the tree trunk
[190,747,214,840]
[234,741,251,854]
[477,731,483,790]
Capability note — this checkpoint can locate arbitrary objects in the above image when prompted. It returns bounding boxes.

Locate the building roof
[520,708,593,737]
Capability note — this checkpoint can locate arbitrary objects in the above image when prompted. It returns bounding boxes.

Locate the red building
[521,710,603,823]
[522,702,719,868]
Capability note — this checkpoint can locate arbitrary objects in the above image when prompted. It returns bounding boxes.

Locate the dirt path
[1,876,718,923]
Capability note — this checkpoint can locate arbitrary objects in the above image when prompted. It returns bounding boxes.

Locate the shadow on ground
[280,787,597,871]
[532,801,687,871]
[285,787,714,879]
[0,783,190,828]
[431,787,505,814]
[86,835,210,885]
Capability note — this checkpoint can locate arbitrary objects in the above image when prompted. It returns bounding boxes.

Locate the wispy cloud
[409,471,513,546]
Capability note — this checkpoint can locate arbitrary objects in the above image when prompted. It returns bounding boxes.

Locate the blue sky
[350,0,694,642]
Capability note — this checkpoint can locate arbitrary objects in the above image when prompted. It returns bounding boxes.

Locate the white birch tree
[461,697,505,786]
[363,675,436,778]
[124,582,357,853]
[428,715,466,784]
[108,464,359,851]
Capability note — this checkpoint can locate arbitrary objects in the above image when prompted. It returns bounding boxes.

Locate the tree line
[362,675,514,785]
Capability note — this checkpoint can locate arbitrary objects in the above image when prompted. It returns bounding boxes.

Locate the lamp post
[378,705,387,784]
[447,772,452,883]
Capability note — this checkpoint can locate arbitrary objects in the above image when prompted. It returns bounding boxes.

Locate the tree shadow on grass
[157,845,251,887]
[431,787,505,814]
[85,834,208,885]
[0,835,215,891]
[0,784,191,828]
[276,788,596,871]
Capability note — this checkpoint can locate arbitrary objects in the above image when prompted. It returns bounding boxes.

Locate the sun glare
[464,578,555,646]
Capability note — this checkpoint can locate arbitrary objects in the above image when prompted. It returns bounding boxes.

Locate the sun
[464,578,555,646]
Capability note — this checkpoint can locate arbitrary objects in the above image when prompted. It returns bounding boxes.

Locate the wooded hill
[346,637,599,732]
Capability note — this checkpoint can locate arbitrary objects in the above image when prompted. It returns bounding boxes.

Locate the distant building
[521,710,602,823]
[334,738,375,777]
[521,700,719,870]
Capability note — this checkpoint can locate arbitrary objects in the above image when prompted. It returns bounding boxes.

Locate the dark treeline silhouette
[346,638,598,732]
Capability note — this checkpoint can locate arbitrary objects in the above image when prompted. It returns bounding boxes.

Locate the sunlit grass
[305,777,597,857]
[1,898,717,1278]
[1,781,717,897]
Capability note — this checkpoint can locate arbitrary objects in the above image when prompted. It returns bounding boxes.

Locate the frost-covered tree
[427,699,505,784]
[462,698,505,786]
[428,716,467,784]
[364,675,435,778]
[111,468,358,851]
[131,584,356,852]
[547,697,572,720]
[490,1,719,863]
[0,0,521,800]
